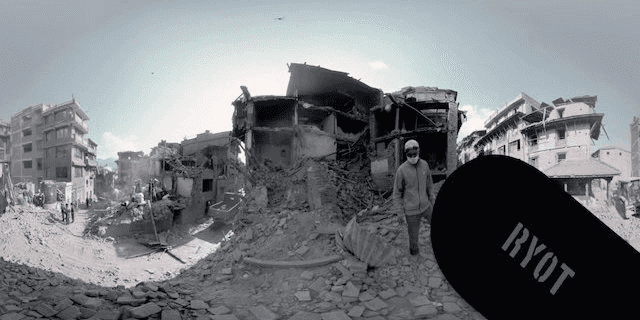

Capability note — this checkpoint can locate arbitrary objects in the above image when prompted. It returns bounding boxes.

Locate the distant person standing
[62,203,69,224]
[393,139,436,257]
[70,202,75,223]
[86,197,90,208]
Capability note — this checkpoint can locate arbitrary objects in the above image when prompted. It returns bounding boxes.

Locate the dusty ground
[0,203,231,288]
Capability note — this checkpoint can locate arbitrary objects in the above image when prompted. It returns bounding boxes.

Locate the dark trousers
[62,210,68,224]
[405,207,433,255]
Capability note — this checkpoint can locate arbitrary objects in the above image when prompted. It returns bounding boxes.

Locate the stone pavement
[0,217,488,320]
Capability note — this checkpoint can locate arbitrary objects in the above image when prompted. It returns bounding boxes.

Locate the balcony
[44,114,88,134]
[85,158,98,167]
[87,144,97,155]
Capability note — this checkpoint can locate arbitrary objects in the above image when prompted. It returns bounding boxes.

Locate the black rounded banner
[431,155,640,319]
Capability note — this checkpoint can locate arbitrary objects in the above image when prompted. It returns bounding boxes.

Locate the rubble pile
[326,160,386,223]
[83,198,182,238]
[587,201,640,242]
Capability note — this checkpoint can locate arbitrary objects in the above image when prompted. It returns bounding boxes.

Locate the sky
[1,0,639,160]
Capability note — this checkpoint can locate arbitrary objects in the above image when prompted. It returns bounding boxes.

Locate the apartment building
[457,129,486,165]
[520,96,604,172]
[0,119,9,165]
[9,100,97,203]
[474,93,541,162]
[10,104,48,183]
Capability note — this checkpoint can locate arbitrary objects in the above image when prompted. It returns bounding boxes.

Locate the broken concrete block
[34,303,57,317]
[249,305,279,320]
[56,305,81,320]
[358,291,375,302]
[300,271,315,280]
[348,305,365,317]
[409,295,431,307]
[289,311,322,320]
[363,298,388,311]
[94,309,121,320]
[320,310,351,320]
[414,305,438,317]
[161,308,182,320]
[189,300,209,310]
[208,306,231,315]
[342,282,360,298]
[130,302,162,318]
[295,245,310,256]
[343,259,368,273]
[0,313,25,320]
[295,290,312,302]
[378,288,396,300]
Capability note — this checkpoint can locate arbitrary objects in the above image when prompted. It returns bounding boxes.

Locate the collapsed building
[232,63,464,208]
[115,131,239,225]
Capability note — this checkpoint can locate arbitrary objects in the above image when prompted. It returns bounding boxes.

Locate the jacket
[393,159,435,216]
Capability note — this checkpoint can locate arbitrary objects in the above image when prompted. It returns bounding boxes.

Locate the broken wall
[295,125,336,160]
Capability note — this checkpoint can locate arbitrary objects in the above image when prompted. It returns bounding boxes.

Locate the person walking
[393,139,436,257]
[70,202,75,223]
[62,203,69,224]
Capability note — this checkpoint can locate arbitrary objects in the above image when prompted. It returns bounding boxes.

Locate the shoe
[410,249,420,256]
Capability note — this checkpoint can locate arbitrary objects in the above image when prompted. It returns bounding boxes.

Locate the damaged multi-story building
[8,100,98,204]
[0,119,9,166]
[233,63,382,170]
[232,63,464,195]
[116,131,239,224]
[460,94,619,203]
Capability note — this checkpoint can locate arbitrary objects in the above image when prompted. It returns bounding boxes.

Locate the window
[529,157,538,168]
[56,167,68,179]
[56,146,67,158]
[22,115,32,126]
[530,134,538,146]
[74,167,83,177]
[202,179,214,192]
[557,152,566,163]
[607,151,610,155]
[56,127,69,139]
[37,158,42,170]
[557,129,566,140]
[46,131,55,142]
[498,145,506,155]
[23,143,32,153]
[557,108,564,118]
[74,147,83,159]
[23,160,32,169]
[509,140,521,154]
[46,148,55,159]
[23,128,32,137]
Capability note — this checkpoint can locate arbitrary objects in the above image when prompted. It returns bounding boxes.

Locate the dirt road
[0,205,231,287]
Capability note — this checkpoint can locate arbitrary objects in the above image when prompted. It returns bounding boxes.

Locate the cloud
[99,132,141,159]
[369,60,389,70]
[457,105,494,142]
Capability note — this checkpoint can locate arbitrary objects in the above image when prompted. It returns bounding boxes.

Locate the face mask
[407,155,419,165]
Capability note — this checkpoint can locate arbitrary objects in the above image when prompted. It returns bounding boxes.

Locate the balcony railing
[44,114,88,133]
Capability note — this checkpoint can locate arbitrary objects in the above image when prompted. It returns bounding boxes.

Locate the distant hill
[97,157,117,170]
